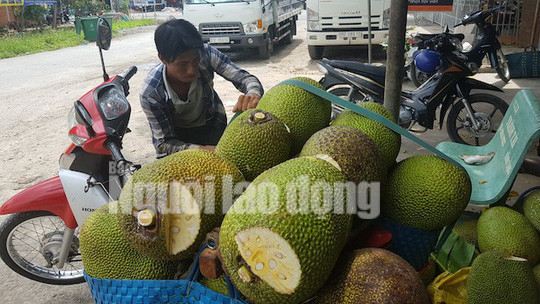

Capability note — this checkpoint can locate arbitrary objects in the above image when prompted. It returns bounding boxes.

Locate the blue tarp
[24,0,57,5]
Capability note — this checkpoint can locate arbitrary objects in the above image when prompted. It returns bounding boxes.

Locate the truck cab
[306,0,391,59]
[183,0,302,59]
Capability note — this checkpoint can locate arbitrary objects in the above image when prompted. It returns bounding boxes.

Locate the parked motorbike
[0,18,139,285]
[319,33,509,146]
[409,6,511,87]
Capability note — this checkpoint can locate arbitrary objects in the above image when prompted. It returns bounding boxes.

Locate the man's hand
[233,94,261,113]
[199,145,216,151]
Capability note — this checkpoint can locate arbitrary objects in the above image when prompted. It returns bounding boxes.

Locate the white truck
[182,0,303,59]
[306,0,391,59]
[130,0,166,11]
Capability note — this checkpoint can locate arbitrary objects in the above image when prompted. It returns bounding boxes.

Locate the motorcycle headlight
[67,106,78,130]
[98,87,130,120]
[67,108,88,146]
[382,8,391,28]
[243,20,261,34]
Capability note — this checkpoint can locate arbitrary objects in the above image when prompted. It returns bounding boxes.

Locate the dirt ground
[0,12,538,304]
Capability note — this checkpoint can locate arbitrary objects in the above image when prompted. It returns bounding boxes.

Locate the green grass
[0,19,158,59]
[113,19,157,31]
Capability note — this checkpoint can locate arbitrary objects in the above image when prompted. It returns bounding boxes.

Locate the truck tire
[282,21,293,45]
[258,36,273,59]
[308,46,324,60]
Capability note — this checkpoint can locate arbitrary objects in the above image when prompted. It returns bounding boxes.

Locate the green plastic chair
[436,90,540,206]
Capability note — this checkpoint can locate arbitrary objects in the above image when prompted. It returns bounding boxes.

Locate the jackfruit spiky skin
[534,264,540,291]
[453,219,479,247]
[117,150,244,260]
[331,102,401,170]
[466,251,538,304]
[256,77,331,155]
[216,109,292,181]
[477,206,540,265]
[200,276,230,296]
[523,190,540,232]
[300,125,383,183]
[79,202,183,279]
[382,155,472,231]
[315,248,430,304]
[219,157,352,304]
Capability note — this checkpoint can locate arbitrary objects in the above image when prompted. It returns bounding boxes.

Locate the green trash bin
[78,16,113,42]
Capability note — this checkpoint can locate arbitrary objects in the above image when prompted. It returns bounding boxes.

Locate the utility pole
[383,0,409,121]
[367,0,372,64]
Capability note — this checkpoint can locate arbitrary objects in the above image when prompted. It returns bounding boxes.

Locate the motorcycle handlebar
[105,141,126,164]
[123,66,137,82]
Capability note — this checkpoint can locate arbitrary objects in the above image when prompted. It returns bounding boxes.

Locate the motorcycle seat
[324,59,386,86]
[414,33,465,42]
[415,33,438,41]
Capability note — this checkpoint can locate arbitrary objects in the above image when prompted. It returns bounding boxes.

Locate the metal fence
[412,0,523,44]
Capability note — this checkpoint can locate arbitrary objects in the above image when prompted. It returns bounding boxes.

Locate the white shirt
[162,66,207,128]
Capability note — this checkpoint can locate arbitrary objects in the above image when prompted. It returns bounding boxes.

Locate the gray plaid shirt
[140,44,264,156]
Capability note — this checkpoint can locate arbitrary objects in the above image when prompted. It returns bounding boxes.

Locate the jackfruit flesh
[117,149,244,260]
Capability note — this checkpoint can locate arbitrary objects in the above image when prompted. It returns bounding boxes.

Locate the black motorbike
[409,6,511,87]
[319,33,509,146]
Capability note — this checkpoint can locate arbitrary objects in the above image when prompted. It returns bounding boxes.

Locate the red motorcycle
[0,18,139,285]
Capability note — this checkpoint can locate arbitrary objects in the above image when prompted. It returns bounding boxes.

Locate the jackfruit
[219,156,352,304]
[315,248,430,304]
[117,149,244,260]
[216,109,292,181]
[256,77,331,154]
[523,190,540,232]
[331,102,401,169]
[453,219,479,247]
[534,264,540,291]
[79,202,183,279]
[382,155,472,231]
[300,125,383,183]
[477,206,540,265]
[466,251,538,304]
[200,276,230,296]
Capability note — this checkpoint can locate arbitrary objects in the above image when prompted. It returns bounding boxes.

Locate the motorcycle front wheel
[446,93,509,146]
[0,211,84,285]
[495,48,511,83]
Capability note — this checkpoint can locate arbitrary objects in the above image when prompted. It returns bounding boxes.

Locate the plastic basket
[84,243,248,304]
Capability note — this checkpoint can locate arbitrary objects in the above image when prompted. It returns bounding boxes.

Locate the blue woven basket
[84,243,248,304]
[84,274,248,304]
[378,218,441,270]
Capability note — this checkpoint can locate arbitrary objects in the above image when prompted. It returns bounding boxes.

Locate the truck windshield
[185,0,256,3]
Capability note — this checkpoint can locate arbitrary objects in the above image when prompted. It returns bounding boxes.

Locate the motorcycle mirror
[96,18,112,51]
[96,17,111,81]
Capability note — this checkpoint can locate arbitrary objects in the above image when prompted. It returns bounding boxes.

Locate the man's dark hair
[154,19,204,62]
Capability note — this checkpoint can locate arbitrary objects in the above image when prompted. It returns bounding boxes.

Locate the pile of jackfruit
[79,77,540,304]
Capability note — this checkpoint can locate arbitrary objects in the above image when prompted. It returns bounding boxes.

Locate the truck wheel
[308,46,324,60]
[258,36,273,59]
[282,22,293,45]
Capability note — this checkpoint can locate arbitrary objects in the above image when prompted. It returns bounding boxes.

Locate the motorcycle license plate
[209,37,230,44]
